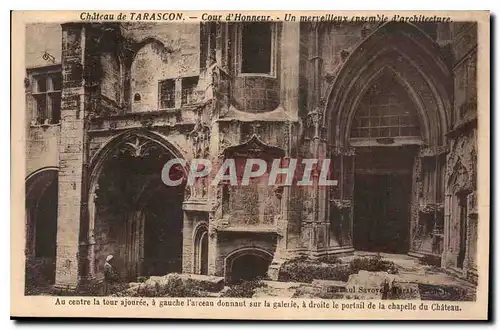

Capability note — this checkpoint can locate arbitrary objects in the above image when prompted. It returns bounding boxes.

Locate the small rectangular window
[31,72,62,125]
[181,76,199,106]
[159,79,176,109]
[241,23,273,74]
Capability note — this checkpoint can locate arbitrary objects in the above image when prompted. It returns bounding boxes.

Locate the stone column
[54,23,87,288]
[409,153,423,254]
[207,220,220,276]
[442,192,455,267]
[280,22,300,118]
[181,210,194,273]
[465,191,478,281]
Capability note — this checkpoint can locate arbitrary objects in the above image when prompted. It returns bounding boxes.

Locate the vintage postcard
[11,10,490,320]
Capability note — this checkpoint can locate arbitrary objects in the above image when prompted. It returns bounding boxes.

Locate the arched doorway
[323,22,451,256]
[89,131,186,281]
[225,248,272,283]
[25,168,58,290]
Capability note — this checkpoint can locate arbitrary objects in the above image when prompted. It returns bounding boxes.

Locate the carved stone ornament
[467,191,478,216]
[331,199,352,211]
[306,107,323,130]
[188,119,211,158]
[140,117,154,129]
[222,134,285,159]
[208,224,217,238]
[418,203,444,215]
[119,136,155,158]
[324,72,336,84]
[419,145,449,158]
[332,147,355,156]
[340,49,350,61]
[210,217,229,234]
[184,186,192,201]
[273,185,284,200]
[448,158,472,193]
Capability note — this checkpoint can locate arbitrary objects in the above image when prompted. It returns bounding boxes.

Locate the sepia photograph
[11,10,490,319]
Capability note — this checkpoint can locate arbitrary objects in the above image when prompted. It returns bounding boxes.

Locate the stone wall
[25,24,62,68]
[126,23,200,112]
[232,76,280,112]
[26,126,60,176]
[100,53,121,104]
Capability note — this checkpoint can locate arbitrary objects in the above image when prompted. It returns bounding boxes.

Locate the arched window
[351,75,421,139]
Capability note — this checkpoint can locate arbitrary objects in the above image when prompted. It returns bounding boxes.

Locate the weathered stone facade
[24,21,478,289]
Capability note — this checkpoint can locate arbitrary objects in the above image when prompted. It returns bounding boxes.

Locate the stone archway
[25,168,59,290]
[322,22,451,256]
[224,247,273,283]
[87,130,187,281]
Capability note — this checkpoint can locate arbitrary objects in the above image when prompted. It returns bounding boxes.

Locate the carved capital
[331,199,352,212]
[420,145,449,158]
[184,186,192,201]
[210,217,229,234]
[120,136,153,158]
[418,203,444,215]
[467,191,478,216]
[306,107,325,140]
[273,185,284,200]
[332,146,355,156]
[275,214,286,237]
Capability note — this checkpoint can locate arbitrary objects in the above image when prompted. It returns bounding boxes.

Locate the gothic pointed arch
[132,37,173,62]
[89,128,187,190]
[86,129,187,280]
[324,22,452,148]
[348,67,425,143]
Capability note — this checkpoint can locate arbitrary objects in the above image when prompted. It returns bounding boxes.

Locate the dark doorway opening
[143,186,183,276]
[34,181,58,262]
[94,139,185,281]
[229,253,271,283]
[354,173,411,253]
[25,170,59,291]
[200,232,209,275]
[353,147,416,254]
